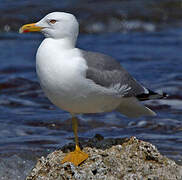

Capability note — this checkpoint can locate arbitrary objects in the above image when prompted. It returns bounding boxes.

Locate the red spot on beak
[23,29,30,33]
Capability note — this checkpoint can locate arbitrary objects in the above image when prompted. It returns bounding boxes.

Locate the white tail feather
[117,97,156,118]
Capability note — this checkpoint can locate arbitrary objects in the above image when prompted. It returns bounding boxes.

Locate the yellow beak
[19,23,43,33]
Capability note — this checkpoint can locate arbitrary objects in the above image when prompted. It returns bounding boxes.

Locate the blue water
[0,1,182,179]
[1,29,182,161]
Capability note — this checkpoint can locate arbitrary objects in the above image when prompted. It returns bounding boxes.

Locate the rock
[26,136,182,180]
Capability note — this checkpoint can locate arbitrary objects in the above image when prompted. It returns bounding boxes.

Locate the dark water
[1,0,182,179]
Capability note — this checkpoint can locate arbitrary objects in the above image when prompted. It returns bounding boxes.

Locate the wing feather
[81,50,145,97]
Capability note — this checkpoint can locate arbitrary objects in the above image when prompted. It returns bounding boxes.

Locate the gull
[19,12,166,166]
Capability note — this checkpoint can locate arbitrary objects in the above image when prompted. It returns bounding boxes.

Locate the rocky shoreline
[26,136,182,180]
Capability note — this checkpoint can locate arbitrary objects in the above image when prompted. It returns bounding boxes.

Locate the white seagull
[19,12,166,166]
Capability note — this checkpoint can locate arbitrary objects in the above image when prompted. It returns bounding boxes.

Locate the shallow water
[1,0,182,179]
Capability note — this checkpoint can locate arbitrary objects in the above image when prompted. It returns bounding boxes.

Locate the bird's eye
[49,19,57,24]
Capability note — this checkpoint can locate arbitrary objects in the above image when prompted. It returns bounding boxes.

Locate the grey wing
[81,50,145,97]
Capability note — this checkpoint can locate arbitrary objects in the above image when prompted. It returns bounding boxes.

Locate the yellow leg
[61,117,88,166]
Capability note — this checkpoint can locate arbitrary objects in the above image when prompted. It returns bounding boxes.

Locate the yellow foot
[61,145,88,166]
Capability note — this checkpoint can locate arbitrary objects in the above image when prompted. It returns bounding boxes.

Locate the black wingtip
[162,92,168,98]
[137,90,169,101]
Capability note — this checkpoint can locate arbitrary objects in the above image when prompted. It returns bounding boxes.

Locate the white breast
[36,38,121,114]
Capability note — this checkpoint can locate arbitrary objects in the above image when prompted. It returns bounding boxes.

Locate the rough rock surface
[26,136,182,180]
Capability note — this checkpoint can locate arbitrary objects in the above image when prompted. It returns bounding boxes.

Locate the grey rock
[26,137,182,180]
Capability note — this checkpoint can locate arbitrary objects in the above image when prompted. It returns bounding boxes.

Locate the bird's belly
[40,77,121,114]
[37,66,120,113]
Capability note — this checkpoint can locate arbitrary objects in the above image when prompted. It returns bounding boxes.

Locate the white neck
[44,37,76,50]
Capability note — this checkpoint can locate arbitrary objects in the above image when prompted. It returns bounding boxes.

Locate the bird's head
[19,12,79,41]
